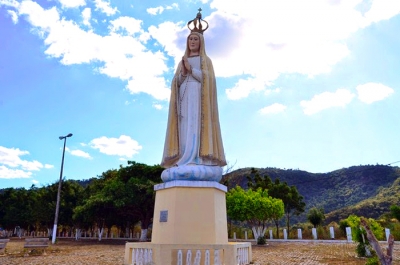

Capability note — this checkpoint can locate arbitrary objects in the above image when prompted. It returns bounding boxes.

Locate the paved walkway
[251,240,400,265]
[1,238,399,265]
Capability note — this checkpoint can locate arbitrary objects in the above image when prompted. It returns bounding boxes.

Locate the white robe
[175,56,208,166]
[160,32,226,182]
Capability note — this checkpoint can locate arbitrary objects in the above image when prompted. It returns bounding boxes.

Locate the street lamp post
[52,133,73,244]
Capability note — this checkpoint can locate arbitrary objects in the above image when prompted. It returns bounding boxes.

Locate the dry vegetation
[1,238,399,265]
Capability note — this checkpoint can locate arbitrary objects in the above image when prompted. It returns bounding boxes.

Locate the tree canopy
[226,186,284,240]
[307,207,325,228]
[73,161,163,241]
[390,205,400,222]
[0,161,162,241]
[247,168,305,238]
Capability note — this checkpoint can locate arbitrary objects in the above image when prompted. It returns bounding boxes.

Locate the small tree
[226,186,284,241]
[390,205,400,222]
[344,215,385,262]
[307,207,325,228]
[247,168,305,238]
[361,218,394,265]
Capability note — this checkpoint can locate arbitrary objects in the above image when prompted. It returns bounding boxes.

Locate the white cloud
[356,83,394,104]
[109,16,144,36]
[300,89,355,115]
[32,179,39,185]
[0,0,19,8]
[126,73,170,101]
[148,21,185,63]
[0,146,41,169]
[69,149,93,159]
[265,88,281,96]
[19,160,43,171]
[147,4,179,15]
[149,3,362,100]
[259,103,287,115]
[7,10,18,23]
[19,1,60,32]
[364,0,400,23]
[153,103,163,110]
[147,6,164,15]
[188,0,398,100]
[0,165,32,179]
[6,0,400,104]
[0,146,45,179]
[94,0,117,16]
[44,164,54,169]
[82,8,91,27]
[226,77,271,100]
[58,0,85,9]
[15,0,169,100]
[168,3,179,10]
[89,135,142,158]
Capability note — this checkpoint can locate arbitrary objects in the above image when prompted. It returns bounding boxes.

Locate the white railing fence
[128,244,252,265]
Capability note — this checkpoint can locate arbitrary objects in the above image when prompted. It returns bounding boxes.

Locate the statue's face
[188,34,200,53]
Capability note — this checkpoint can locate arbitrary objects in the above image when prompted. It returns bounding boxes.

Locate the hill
[325,176,400,223]
[222,164,400,223]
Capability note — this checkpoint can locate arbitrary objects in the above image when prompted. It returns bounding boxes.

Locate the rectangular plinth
[151,182,228,245]
[124,242,252,265]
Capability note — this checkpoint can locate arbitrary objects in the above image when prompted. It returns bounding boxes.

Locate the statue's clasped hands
[182,56,192,76]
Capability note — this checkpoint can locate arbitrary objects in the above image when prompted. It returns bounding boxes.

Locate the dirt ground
[1,238,399,265]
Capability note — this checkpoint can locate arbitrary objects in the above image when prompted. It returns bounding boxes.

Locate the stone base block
[151,181,228,245]
[124,242,252,265]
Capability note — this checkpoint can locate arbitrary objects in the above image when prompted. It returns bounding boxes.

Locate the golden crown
[187,8,209,34]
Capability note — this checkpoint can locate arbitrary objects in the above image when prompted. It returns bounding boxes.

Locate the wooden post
[360,218,394,265]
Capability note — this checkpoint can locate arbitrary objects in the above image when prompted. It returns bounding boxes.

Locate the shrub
[365,256,379,265]
[390,222,400,241]
[257,236,266,245]
[316,226,329,239]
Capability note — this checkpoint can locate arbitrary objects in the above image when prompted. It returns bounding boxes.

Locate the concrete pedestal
[124,181,252,265]
[152,181,228,244]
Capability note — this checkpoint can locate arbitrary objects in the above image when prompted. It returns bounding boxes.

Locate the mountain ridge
[222,164,400,223]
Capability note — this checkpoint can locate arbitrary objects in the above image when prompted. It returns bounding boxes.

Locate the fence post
[297,229,302,240]
[346,227,352,242]
[385,228,390,242]
[312,228,317,240]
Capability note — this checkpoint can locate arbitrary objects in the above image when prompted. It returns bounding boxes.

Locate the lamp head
[59,133,73,140]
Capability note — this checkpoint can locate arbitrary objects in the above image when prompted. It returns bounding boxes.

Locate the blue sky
[1,0,399,189]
